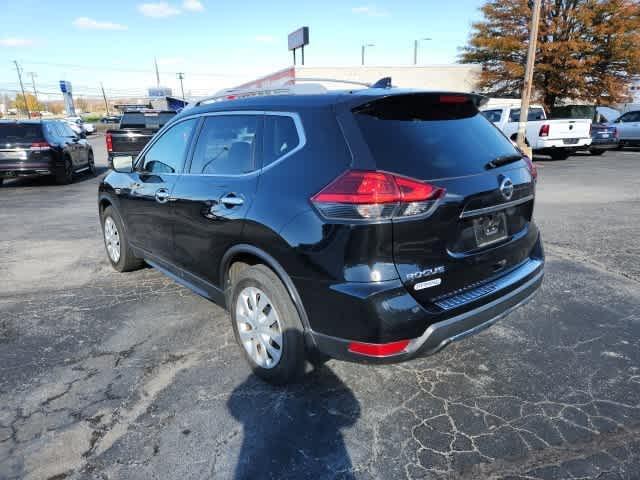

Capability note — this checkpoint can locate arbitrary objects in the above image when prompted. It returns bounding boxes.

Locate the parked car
[106,110,176,168]
[98,87,544,384]
[549,105,619,155]
[611,110,640,148]
[100,115,121,124]
[481,103,591,160]
[65,116,94,136]
[0,119,95,185]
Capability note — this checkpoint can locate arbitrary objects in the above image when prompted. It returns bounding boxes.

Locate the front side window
[618,112,639,123]
[141,119,197,174]
[263,115,300,166]
[189,115,259,175]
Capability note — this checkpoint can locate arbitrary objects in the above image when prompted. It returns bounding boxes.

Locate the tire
[230,264,306,384]
[88,150,97,176]
[550,150,570,160]
[0,178,3,187]
[589,149,605,156]
[101,206,144,272]
[55,156,73,185]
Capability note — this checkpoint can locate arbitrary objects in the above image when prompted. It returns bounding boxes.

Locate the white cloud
[351,5,389,17]
[138,2,181,18]
[0,37,34,47]
[254,35,275,43]
[183,0,204,11]
[73,17,127,30]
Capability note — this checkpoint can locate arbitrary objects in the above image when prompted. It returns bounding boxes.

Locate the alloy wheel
[104,216,121,263]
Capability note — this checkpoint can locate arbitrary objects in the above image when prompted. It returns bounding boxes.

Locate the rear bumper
[308,256,543,364]
[0,162,55,177]
[590,137,619,149]
[535,138,591,150]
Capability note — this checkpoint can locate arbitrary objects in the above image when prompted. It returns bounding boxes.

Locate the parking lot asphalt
[0,136,639,480]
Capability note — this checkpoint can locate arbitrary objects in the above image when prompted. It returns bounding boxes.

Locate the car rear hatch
[109,129,157,154]
[344,92,540,310]
[0,123,45,168]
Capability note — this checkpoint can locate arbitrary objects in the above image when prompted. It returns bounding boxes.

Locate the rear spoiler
[351,92,489,114]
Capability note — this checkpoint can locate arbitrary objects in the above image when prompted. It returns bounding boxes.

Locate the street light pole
[13,60,30,119]
[361,43,375,66]
[413,37,432,65]
[177,72,185,101]
[517,0,542,157]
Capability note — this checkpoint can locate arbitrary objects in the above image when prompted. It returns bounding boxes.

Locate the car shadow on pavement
[227,362,360,479]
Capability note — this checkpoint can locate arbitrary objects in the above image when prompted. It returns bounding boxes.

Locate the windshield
[120,112,176,129]
[353,94,520,179]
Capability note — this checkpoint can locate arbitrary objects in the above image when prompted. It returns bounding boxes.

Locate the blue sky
[0,0,484,99]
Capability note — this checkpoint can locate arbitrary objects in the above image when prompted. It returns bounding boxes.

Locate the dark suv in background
[98,86,544,384]
[0,120,95,185]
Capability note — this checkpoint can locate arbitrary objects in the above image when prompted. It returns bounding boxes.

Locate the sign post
[288,27,309,66]
[59,80,76,117]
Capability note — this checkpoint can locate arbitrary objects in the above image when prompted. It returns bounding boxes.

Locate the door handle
[220,193,244,208]
[155,188,170,204]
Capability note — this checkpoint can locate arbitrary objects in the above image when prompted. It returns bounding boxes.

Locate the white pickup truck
[481,103,592,160]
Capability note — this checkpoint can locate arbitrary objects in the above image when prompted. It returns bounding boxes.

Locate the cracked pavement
[0,140,639,479]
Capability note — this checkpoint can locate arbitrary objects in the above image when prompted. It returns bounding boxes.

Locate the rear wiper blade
[485,154,523,170]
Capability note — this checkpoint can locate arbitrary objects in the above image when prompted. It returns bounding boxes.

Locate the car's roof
[0,119,48,125]
[176,88,484,120]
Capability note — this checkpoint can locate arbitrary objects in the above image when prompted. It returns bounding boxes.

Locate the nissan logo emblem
[499,177,514,201]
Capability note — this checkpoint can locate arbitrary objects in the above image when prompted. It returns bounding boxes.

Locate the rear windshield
[353,95,520,179]
[120,112,175,129]
[508,108,546,122]
[0,124,43,142]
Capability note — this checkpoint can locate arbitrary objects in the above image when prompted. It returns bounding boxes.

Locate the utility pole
[154,57,160,88]
[176,72,185,101]
[100,82,110,115]
[413,37,432,65]
[361,43,375,66]
[517,0,542,157]
[28,71,44,113]
[13,60,30,119]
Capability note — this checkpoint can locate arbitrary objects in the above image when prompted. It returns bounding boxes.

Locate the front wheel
[589,149,605,156]
[101,206,144,272]
[88,151,97,176]
[230,264,306,384]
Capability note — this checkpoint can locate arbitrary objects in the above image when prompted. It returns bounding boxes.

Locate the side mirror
[112,155,134,173]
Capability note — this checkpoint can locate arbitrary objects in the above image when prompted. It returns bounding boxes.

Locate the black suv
[98,87,544,384]
[0,120,95,185]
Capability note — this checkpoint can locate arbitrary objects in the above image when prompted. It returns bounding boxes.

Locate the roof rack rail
[188,76,394,108]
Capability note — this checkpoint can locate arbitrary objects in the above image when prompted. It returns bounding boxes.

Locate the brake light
[539,124,550,137]
[106,133,113,152]
[30,141,51,151]
[522,156,537,181]
[348,339,410,357]
[439,95,468,104]
[311,170,445,220]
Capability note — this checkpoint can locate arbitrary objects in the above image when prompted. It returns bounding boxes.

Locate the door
[57,122,84,168]
[119,118,198,261]
[616,112,640,140]
[171,114,262,286]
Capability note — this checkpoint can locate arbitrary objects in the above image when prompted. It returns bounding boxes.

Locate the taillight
[348,339,410,357]
[439,94,468,104]
[522,156,537,182]
[106,133,113,152]
[30,141,51,151]
[311,170,445,221]
[539,124,550,137]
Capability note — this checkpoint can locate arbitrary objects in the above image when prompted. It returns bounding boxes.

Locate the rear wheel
[88,151,97,176]
[230,264,306,384]
[550,150,570,160]
[101,206,144,272]
[55,156,73,184]
[0,178,3,187]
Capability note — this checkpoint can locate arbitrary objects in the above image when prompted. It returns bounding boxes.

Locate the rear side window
[189,115,259,175]
[0,124,43,142]
[141,118,197,174]
[353,94,520,180]
[263,115,300,166]
[481,109,503,123]
[508,108,545,122]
